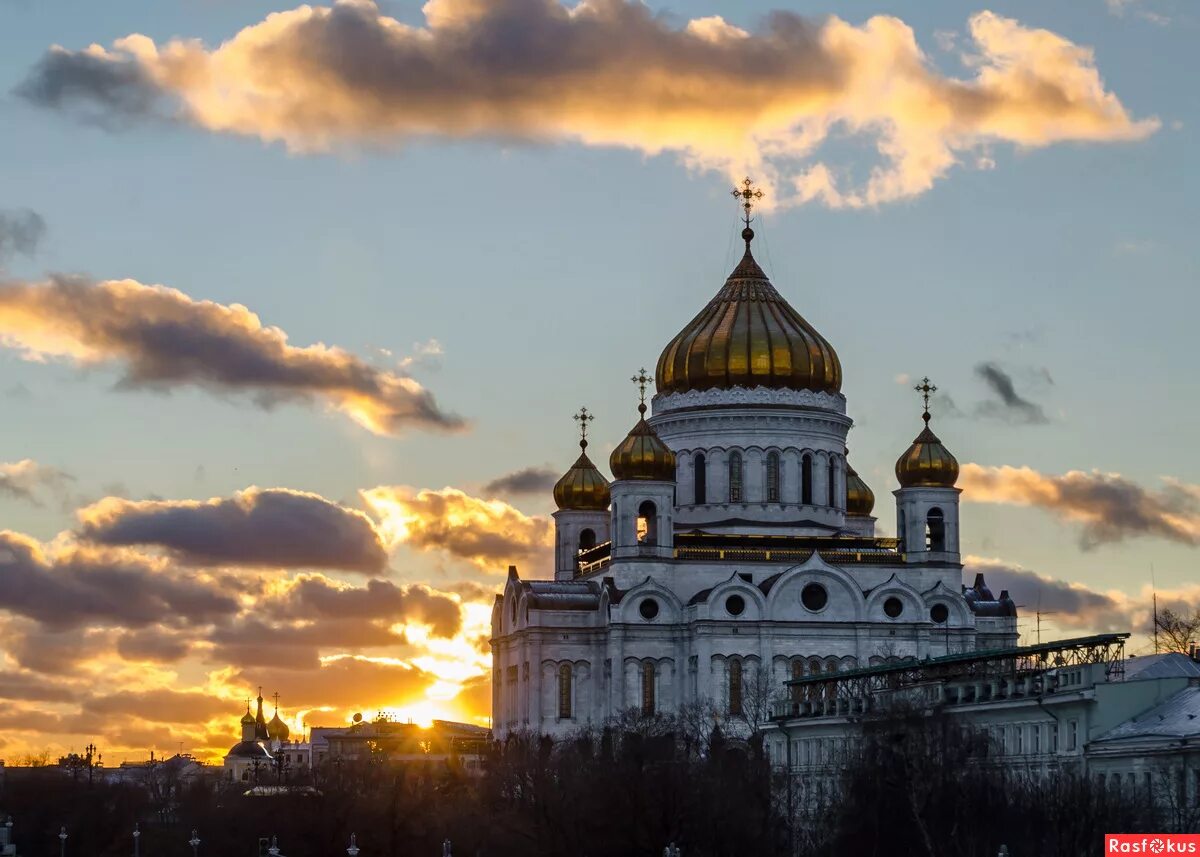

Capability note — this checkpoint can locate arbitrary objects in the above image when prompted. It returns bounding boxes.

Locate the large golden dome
[895,418,959,488]
[610,404,676,481]
[656,228,841,396]
[553,441,611,510]
[846,457,875,516]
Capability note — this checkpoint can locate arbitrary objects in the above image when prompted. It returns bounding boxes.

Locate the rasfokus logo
[1106,835,1200,853]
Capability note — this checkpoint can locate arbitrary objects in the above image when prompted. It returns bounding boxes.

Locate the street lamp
[58,826,68,857]
[663,844,681,857]
[188,829,201,857]
[346,833,359,856]
[132,822,140,857]
[267,835,281,856]
[442,839,452,857]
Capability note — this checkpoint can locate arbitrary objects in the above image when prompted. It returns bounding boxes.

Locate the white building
[762,636,1200,816]
[490,199,1018,739]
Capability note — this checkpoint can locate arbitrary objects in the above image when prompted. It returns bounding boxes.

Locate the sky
[0,0,1196,763]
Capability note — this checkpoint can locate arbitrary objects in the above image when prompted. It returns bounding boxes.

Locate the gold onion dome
[655,227,841,395]
[895,417,960,488]
[240,706,255,726]
[553,441,612,510]
[610,403,676,482]
[845,457,875,516]
[267,710,290,742]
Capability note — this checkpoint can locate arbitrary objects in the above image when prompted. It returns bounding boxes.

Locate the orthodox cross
[914,376,937,423]
[573,406,593,449]
[273,691,280,713]
[631,368,652,414]
[732,177,764,227]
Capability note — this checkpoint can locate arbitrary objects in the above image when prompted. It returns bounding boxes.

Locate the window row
[692,452,840,506]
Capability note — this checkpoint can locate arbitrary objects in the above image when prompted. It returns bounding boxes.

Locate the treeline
[0,711,1178,857]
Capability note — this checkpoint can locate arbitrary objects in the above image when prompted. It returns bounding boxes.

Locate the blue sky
[0,0,1195,756]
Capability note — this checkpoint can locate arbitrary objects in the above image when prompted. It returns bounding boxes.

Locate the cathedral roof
[895,422,959,488]
[655,227,841,396]
[846,457,875,516]
[609,403,676,482]
[553,444,611,510]
[226,740,272,760]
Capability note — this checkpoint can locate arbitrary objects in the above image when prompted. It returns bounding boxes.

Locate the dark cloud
[0,669,79,704]
[209,616,409,670]
[115,626,195,663]
[13,2,1156,208]
[960,464,1200,549]
[484,466,559,497]
[0,276,463,435]
[0,209,45,262]
[973,362,1049,425]
[266,575,462,637]
[0,530,240,631]
[78,487,388,573]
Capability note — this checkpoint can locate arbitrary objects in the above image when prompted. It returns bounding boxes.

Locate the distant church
[490,181,1017,737]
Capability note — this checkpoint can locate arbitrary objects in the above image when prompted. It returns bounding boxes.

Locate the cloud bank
[77,487,389,573]
[0,276,461,435]
[15,1,1157,207]
[960,464,1200,549]
[484,466,559,497]
[0,459,73,504]
[362,485,552,572]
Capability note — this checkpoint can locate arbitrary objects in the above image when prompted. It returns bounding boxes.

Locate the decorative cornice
[652,386,847,415]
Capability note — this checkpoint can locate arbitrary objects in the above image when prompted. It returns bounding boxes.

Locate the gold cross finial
[732,177,764,228]
[631,368,652,414]
[273,691,280,712]
[573,406,593,450]
[914,376,937,424]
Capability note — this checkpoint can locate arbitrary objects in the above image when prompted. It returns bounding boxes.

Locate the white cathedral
[490,186,1018,737]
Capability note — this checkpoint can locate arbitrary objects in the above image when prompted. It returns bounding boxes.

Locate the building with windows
[762,635,1200,815]
[490,187,1018,738]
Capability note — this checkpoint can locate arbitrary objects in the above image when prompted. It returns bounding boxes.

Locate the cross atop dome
[914,376,937,424]
[573,406,593,450]
[732,177,763,228]
[631,368,652,414]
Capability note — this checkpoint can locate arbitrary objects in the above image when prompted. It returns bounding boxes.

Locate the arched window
[558,663,573,719]
[578,528,596,552]
[637,500,658,545]
[801,454,813,505]
[807,658,822,702]
[765,452,781,502]
[694,453,707,504]
[926,507,946,552]
[827,458,836,507]
[728,452,743,502]
[641,661,656,715]
[790,657,805,703]
[728,659,743,716]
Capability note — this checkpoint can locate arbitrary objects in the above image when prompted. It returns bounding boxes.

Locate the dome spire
[631,367,651,416]
[573,405,594,451]
[895,374,960,488]
[914,376,937,425]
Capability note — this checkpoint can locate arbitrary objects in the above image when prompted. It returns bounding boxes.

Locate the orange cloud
[17,2,1156,207]
[362,485,552,573]
[960,464,1200,548]
[0,276,462,435]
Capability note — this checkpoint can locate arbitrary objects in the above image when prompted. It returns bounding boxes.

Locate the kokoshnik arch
[490,181,1017,736]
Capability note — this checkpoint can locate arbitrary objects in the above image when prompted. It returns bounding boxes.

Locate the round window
[930,603,949,624]
[800,583,828,612]
[725,594,746,617]
[884,597,904,618]
[639,598,660,620]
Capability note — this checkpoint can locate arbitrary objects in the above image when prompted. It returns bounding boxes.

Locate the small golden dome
[553,441,611,510]
[610,404,676,481]
[895,418,959,488]
[656,229,841,396]
[240,707,255,726]
[846,458,875,516]
[267,711,290,742]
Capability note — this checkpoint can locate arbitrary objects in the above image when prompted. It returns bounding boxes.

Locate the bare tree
[732,664,782,736]
[1155,607,1200,654]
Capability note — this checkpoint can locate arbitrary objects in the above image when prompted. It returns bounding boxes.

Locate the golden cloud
[960,464,1200,548]
[0,276,462,435]
[362,485,552,573]
[16,1,1157,206]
